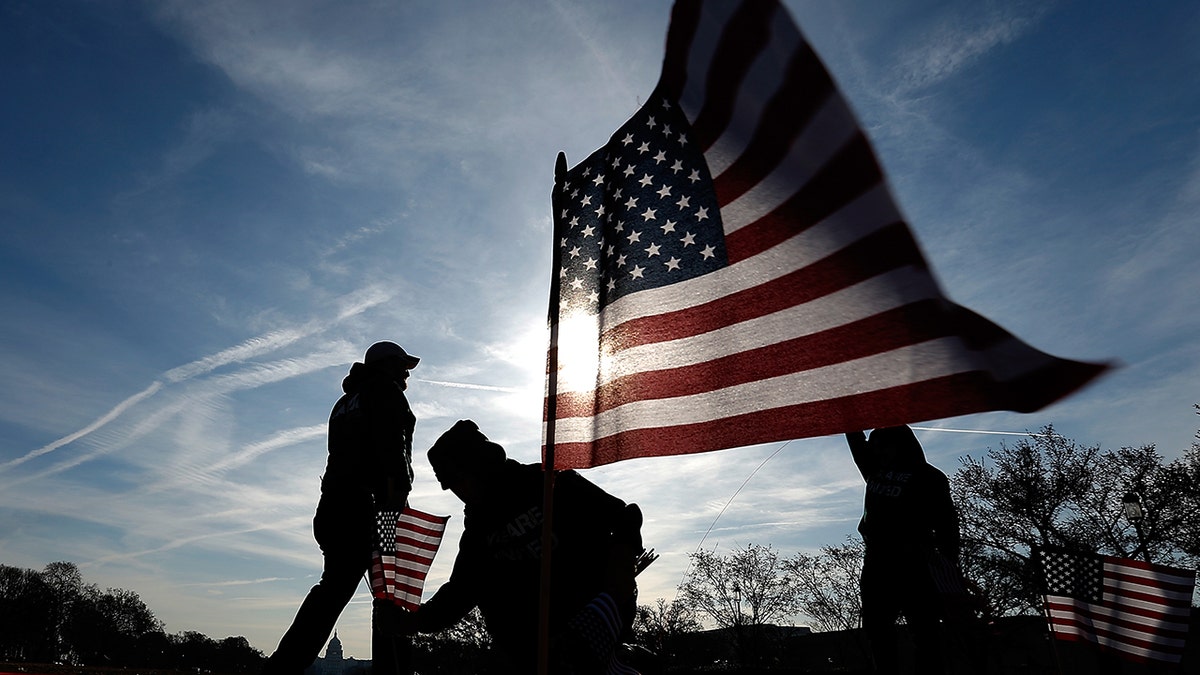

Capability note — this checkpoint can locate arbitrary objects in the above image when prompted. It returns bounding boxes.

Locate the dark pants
[263,497,410,675]
[861,550,944,675]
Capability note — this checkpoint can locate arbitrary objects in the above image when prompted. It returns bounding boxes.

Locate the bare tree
[678,543,800,664]
[952,421,1200,615]
[786,537,864,632]
[633,597,700,658]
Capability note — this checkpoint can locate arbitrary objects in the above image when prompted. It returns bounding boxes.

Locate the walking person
[262,341,420,675]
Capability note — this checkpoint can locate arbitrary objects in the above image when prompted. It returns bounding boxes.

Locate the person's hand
[373,600,418,636]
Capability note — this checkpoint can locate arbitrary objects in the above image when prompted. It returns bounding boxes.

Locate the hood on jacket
[867,425,926,467]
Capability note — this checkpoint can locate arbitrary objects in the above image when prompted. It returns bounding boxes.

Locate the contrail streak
[416,378,522,393]
[0,381,163,472]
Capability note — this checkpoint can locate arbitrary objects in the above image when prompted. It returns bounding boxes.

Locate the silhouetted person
[847,425,959,675]
[263,341,419,675]
[378,420,647,673]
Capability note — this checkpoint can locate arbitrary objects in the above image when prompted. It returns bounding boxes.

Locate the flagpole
[538,151,569,675]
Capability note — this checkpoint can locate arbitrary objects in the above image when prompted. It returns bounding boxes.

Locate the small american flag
[543,0,1108,469]
[1038,547,1195,663]
[369,507,449,612]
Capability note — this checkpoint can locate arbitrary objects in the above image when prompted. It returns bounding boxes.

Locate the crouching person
[377,420,647,673]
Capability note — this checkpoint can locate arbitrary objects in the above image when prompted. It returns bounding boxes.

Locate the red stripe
[551,363,1106,468]
[1046,601,1190,640]
[723,133,886,264]
[1048,616,1185,658]
[710,41,834,204]
[1106,567,1196,596]
[598,221,925,351]
[689,2,777,150]
[559,299,970,418]
[395,535,442,552]
[1104,586,1191,613]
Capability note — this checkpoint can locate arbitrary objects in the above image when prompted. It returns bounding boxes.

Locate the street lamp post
[1122,490,1151,564]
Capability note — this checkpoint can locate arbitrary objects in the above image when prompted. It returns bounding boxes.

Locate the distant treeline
[0,561,263,673]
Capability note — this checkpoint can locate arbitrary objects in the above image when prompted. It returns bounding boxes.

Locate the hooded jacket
[848,427,959,560]
[321,361,416,506]
[416,459,639,671]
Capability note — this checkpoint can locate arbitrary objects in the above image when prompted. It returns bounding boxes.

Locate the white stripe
[718,94,861,234]
[1049,623,1182,662]
[1046,597,1189,633]
[577,265,940,389]
[598,183,904,324]
[1105,560,1196,592]
[702,6,802,177]
[1102,590,1193,615]
[676,1,742,119]
[553,335,1059,442]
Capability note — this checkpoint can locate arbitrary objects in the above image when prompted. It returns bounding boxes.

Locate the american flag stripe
[1040,548,1195,663]
[544,0,1107,469]
[369,507,449,612]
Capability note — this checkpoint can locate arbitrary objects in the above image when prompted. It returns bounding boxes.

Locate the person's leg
[901,562,947,675]
[861,555,902,675]
[262,552,366,675]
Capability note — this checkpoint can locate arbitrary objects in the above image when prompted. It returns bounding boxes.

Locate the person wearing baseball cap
[263,340,420,675]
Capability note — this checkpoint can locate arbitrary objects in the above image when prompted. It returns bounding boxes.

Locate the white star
[569,246,582,258]
[660,219,677,234]
[571,188,579,198]
[561,209,568,218]
[594,204,605,218]
[678,133,688,148]
[621,133,634,146]
[695,206,709,221]
[661,98,672,109]
[670,159,683,174]
[627,230,641,244]
[559,267,567,278]
[676,195,690,209]
[624,164,636,177]
[584,257,598,270]
[688,169,700,183]
[593,173,605,186]
[653,150,667,165]
[581,224,596,238]
[646,116,657,129]
[700,244,715,259]
[680,232,696,247]
[638,174,654,187]
[612,155,622,168]
[646,242,661,257]
[588,290,599,304]
[665,257,681,271]
[614,188,623,200]
[637,142,650,154]
[570,277,583,289]
[561,237,568,247]
[630,265,645,279]
[641,207,657,222]
[657,184,672,199]
[582,167,591,177]
[580,194,592,206]
[662,125,672,138]
[607,278,617,291]
[625,196,638,210]
[616,253,627,266]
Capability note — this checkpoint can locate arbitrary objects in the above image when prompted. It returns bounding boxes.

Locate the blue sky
[3,0,1199,660]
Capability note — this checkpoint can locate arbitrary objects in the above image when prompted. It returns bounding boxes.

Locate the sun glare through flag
[542,0,1109,470]
[369,507,449,612]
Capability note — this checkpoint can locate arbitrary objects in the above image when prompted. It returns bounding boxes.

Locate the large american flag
[1038,547,1195,663]
[369,507,449,613]
[543,0,1109,470]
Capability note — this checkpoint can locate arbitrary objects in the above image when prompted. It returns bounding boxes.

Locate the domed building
[304,632,369,675]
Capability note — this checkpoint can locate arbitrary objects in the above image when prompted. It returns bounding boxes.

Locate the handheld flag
[1038,547,1195,664]
[543,0,1109,469]
[370,507,449,612]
